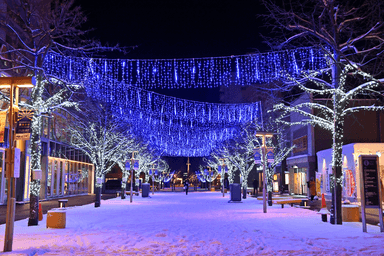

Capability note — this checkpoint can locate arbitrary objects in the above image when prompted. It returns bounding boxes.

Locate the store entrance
[293,168,307,195]
[0,149,5,204]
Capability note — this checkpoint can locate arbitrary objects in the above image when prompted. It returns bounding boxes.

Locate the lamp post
[0,77,35,252]
[256,132,274,214]
[129,151,138,203]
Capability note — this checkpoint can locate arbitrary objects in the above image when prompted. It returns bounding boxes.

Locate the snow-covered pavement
[1,192,383,255]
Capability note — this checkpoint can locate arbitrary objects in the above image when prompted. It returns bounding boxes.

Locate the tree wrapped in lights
[69,104,130,207]
[220,131,257,199]
[152,159,172,190]
[111,138,148,199]
[262,0,384,224]
[0,0,125,226]
[254,123,295,206]
[197,165,219,190]
[204,154,230,196]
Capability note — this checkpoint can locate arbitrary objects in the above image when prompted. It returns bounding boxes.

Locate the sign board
[361,157,380,208]
[125,161,130,170]
[33,169,42,180]
[254,148,261,164]
[133,160,139,170]
[359,155,384,233]
[15,110,34,140]
[267,148,274,163]
[0,111,6,143]
[344,169,355,197]
[13,147,21,178]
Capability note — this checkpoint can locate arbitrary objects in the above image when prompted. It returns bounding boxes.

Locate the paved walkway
[0,190,381,226]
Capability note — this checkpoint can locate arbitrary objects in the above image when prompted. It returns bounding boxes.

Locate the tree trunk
[242,187,247,199]
[331,54,343,225]
[27,194,39,226]
[121,187,125,199]
[28,112,42,226]
[95,186,101,207]
[268,191,272,206]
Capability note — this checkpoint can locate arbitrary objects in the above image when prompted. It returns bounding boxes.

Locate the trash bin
[142,183,150,197]
[230,183,241,202]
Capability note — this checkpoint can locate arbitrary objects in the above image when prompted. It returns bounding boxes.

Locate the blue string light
[42,47,329,156]
[43,47,328,90]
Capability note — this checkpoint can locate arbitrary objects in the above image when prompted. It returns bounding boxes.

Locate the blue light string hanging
[86,78,262,128]
[114,105,248,157]
[43,47,328,90]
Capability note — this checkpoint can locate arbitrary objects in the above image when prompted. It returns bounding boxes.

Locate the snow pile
[0,192,383,255]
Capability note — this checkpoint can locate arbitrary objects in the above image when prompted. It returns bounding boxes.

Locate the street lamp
[255,132,274,214]
[0,77,35,252]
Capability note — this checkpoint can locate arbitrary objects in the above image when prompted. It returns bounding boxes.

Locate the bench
[272,199,307,208]
[58,199,68,208]
[125,191,139,196]
[257,196,294,201]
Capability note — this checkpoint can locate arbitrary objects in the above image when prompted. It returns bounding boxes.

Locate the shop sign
[13,148,21,178]
[292,136,307,153]
[344,169,355,197]
[254,148,261,164]
[15,109,34,140]
[133,159,139,170]
[0,111,6,143]
[267,148,274,163]
[125,161,130,170]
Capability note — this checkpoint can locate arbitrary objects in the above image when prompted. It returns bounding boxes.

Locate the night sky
[77,0,268,59]
[75,0,268,172]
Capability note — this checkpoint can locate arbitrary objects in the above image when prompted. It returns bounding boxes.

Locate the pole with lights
[255,132,274,214]
[1,77,35,252]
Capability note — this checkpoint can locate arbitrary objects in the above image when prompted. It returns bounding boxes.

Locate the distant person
[253,179,259,197]
[308,177,316,201]
[224,177,229,190]
[184,180,189,195]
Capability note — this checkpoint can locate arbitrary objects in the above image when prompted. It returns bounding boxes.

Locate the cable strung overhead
[42,47,327,156]
[43,47,328,89]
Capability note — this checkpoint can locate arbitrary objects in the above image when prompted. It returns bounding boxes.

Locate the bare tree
[69,103,130,207]
[262,0,384,224]
[0,0,128,225]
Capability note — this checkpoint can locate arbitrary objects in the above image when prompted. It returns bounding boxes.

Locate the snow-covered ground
[1,192,383,255]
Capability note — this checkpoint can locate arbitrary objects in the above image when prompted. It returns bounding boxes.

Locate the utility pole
[1,77,35,252]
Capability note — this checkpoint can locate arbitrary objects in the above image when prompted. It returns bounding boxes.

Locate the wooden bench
[272,199,307,208]
[257,197,294,201]
[125,191,139,196]
[58,199,68,208]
